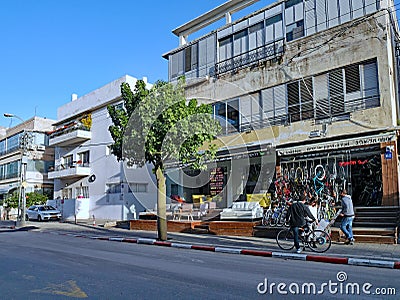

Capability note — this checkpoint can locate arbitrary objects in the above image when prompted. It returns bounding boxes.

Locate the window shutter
[287,82,300,122]
[315,74,330,120]
[329,69,345,115]
[363,61,379,107]
[300,78,314,120]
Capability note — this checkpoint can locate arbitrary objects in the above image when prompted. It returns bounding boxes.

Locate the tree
[3,191,47,220]
[108,79,221,240]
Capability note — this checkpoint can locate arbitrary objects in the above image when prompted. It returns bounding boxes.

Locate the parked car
[25,205,62,221]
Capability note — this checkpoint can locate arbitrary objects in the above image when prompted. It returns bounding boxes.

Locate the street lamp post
[3,113,30,227]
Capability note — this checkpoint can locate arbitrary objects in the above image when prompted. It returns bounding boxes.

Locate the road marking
[31,280,87,298]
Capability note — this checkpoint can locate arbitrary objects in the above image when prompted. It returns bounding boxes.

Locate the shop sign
[277,133,395,156]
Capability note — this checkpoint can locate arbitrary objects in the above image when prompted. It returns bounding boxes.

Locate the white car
[25,205,62,221]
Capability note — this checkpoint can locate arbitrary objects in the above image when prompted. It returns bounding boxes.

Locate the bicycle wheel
[314,165,325,181]
[307,230,331,253]
[276,228,295,251]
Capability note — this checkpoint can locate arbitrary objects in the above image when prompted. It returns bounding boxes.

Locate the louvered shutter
[329,69,345,115]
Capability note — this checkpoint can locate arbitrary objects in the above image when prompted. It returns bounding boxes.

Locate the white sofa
[220,201,263,220]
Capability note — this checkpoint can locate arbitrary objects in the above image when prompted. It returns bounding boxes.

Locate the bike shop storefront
[276,132,399,207]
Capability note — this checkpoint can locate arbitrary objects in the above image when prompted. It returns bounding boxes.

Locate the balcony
[49,123,91,147]
[48,164,91,179]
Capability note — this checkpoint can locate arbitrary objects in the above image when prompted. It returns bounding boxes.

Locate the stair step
[353,222,397,227]
[351,235,396,244]
[194,224,210,230]
[191,228,210,234]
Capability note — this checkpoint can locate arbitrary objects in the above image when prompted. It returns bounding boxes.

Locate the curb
[43,231,400,270]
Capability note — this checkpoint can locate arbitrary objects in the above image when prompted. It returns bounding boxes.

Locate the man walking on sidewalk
[340,189,355,245]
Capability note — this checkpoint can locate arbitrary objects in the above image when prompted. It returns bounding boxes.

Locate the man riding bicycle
[286,195,318,253]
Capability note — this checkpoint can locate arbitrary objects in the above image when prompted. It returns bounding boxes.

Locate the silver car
[25,205,62,221]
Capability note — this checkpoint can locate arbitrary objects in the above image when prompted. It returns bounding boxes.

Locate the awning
[0,186,17,195]
[277,132,396,156]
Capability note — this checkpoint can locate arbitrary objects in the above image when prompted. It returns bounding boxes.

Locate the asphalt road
[0,230,398,299]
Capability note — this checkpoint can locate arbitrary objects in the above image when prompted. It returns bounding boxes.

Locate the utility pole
[3,113,32,227]
[18,131,32,227]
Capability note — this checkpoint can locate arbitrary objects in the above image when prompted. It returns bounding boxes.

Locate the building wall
[52,75,157,221]
[184,11,397,148]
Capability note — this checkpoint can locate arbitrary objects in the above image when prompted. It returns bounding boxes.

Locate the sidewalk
[2,219,400,269]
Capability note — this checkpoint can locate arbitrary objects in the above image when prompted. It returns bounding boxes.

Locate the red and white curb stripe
[40,231,400,270]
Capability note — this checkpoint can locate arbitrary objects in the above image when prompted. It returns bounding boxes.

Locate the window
[63,155,73,168]
[184,44,198,74]
[0,140,5,155]
[76,186,89,198]
[129,183,148,193]
[7,133,21,153]
[249,22,264,50]
[219,36,233,61]
[286,20,304,42]
[285,0,302,9]
[106,183,121,194]
[227,99,240,133]
[234,29,248,57]
[5,161,20,179]
[265,14,283,26]
[62,188,72,199]
[78,151,90,166]
[345,64,361,93]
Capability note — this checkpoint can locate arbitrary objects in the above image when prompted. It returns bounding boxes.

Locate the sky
[0,0,399,128]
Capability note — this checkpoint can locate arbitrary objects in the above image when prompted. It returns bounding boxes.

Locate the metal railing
[215,39,284,76]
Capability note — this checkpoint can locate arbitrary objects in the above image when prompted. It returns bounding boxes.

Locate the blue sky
[0,0,399,128]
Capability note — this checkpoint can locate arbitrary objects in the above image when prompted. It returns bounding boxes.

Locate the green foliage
[4,191,48,209]
[26,191,48,207]
[107,79,221,172]
[5,191,19,209]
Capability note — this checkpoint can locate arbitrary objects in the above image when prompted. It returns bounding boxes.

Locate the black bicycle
[276,223,332,253]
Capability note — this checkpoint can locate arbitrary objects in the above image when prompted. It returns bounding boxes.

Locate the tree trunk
[156,166,167,241]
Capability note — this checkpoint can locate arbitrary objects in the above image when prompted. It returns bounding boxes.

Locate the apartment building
[48,75,157,221]
[0,117,55,217]
[163,0,400,208]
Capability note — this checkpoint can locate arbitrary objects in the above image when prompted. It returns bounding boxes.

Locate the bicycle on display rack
[276,221,332,253]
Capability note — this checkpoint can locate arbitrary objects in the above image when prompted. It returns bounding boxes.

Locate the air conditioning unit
[309,130,322,138]
[37,145,46,151]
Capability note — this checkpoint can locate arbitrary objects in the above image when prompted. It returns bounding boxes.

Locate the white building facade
[48,75,157,221]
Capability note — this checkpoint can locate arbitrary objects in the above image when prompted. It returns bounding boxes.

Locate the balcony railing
[49,124,91,147]
[48,163,91,179]
[215,38,285,76]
